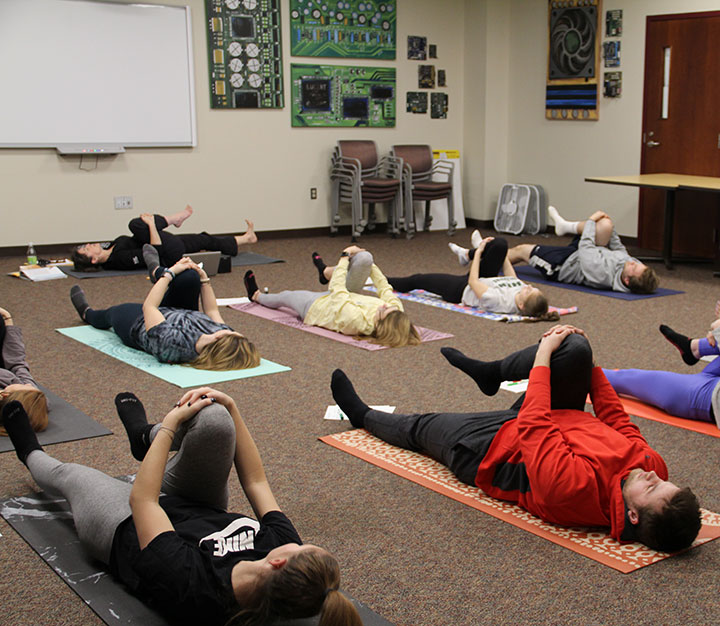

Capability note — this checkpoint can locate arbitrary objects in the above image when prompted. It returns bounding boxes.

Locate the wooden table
[585,173,720,270]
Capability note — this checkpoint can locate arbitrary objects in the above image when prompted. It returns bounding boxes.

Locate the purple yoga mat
[230,302,453,350]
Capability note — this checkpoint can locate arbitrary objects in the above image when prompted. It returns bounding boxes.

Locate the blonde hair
[0,388,49,435]
[227,549,361,626]
[519,291,561,323]
[187,334,260,371]
[369,310,421,347]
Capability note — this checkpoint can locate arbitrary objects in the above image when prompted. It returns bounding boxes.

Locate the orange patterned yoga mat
[618,396,720,439]
[320,429,720,573]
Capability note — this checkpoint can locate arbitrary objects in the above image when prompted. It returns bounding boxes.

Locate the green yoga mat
[56,326,290,387]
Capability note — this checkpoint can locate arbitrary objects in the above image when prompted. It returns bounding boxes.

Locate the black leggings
[84,270,202,348]
[387,238,508,303]
[0,316,6,369]
[128,216,238,266]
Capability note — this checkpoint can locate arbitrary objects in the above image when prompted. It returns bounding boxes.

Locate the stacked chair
[330,140,403,241]
[391,144,455,238]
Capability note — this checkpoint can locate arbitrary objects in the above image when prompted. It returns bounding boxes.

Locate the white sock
[448,242,470,266]
[548,206,579,236]
[470,229,482,249]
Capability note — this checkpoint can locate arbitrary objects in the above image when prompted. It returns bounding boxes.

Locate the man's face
[621,260,646,285]
[623,468,680,521]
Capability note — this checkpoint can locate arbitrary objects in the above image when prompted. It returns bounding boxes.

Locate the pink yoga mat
[230,302,453,350]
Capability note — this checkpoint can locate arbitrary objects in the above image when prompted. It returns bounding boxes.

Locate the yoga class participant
[385,230,558,320]
[0,307,48,435]
[601,321,720,427]
[507,208,659,294]
[245,246,420,348]
[72,207,257,271]
[1,388,361,626]
[70,251,259,370]
[331,326,701,552]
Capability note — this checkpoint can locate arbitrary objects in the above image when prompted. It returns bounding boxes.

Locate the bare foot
[236,219,258,245]
[166,205,194,228]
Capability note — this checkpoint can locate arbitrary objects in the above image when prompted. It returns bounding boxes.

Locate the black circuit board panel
[205,0,283,108]
[290,0,396,59]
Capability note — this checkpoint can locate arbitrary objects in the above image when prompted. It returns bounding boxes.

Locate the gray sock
[70,285,89,321]
[142,244,161,282]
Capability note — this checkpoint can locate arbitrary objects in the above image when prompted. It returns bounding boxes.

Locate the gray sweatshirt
[0,326,38,389]
[558,220,636,292]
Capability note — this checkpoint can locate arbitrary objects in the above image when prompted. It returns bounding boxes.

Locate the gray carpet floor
[1,227,719,625]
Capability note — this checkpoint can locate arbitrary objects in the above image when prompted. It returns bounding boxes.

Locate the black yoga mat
[0,490,392,626]
[60,252,284,279]
[0,386,111,453]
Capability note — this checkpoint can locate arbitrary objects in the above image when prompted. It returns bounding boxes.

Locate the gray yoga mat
[60,252,284,279]
[0,386,112,453]
[0,490,392,626]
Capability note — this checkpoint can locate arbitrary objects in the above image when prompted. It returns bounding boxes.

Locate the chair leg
[423,201,432,231]
[446,190,457,236]
[330,180,340,234]
[366,202,376,231]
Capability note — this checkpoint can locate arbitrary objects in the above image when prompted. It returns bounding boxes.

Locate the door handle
[646,140,661,147]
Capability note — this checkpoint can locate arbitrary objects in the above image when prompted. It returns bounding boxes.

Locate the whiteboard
[0,0,196,150]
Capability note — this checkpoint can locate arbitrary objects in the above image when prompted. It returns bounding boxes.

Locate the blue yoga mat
[56,326,290,387]
[514,265,684,300]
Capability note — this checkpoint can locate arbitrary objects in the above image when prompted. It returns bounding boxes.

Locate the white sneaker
[470,229,482,249]
[448,242,470,266]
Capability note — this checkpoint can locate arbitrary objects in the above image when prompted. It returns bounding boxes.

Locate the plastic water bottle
[26,242,37,265]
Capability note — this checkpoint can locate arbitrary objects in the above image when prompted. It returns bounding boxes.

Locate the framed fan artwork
[546,0,601,121]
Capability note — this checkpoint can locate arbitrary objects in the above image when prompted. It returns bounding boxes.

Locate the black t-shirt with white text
[110,496,302,625]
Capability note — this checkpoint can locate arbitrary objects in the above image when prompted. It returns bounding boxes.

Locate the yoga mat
[617,396,720,439]
[56,326,290,387]
[365,286,578,323]
[0,491,392,626]
[0,386,112,453]
[320,429,720,573]
[60,252,283,279]
[230,302,453,350]
[514,266,684,300]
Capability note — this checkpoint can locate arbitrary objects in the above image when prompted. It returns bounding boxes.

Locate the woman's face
[76,243,104,263]
[516,285,541,310]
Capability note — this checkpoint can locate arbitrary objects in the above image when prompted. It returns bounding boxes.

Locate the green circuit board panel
[205,0,283,109]
[291,64,395,127]
[290,1,396,59]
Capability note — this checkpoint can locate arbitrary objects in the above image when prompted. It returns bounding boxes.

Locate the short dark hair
[627,266,659,294]
[636,487,701,552]
[71,247,100,272]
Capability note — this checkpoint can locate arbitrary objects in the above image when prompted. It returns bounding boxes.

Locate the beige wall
[0,0,466,247]
[498,0,720,236]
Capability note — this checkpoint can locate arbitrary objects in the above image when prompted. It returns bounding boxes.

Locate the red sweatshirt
[475,366,668,540]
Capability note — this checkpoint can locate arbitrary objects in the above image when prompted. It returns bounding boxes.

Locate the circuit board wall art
[290,1,396,59]
[205,0,283,108]
[291,63,395,127]
[546,0,601,121]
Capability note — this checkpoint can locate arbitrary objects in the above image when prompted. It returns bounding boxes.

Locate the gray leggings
[256,250,374,318]
[25,404,236,564]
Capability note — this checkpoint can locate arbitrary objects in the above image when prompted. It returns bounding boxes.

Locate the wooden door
[639,12,720,258]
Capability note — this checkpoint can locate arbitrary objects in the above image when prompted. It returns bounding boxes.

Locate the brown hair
[627,267,659,294]
[71,247,101,272]
[188,334,260,371]
[227,550,362,626]
[0,388,49,435]
[636,487,702,552]
[519,292,561,323]
[370,310,421,347]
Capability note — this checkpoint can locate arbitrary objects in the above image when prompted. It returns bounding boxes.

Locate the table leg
[637,188,676,270]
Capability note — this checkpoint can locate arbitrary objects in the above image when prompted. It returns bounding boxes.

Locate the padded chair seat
[414,181,452,192]
[361,177,401,189]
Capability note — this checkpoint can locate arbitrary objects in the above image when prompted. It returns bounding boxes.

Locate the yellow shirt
[304,258,403,336]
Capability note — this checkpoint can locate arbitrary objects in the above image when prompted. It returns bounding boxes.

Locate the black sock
[244,270,259,300]
[115,392,153,461]
[70,285,89,321]
[2,401,42,465]
[440,347,501,396]
[142,244,162,283]
[331,369,370,428]
[659,324,698,365]
[312,252,329,285]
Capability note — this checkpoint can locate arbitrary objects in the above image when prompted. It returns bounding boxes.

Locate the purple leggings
[602,339,720,423]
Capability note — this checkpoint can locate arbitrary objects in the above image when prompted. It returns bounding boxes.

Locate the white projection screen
[0,0,196,151]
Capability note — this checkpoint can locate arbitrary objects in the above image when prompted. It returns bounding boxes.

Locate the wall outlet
[114,195,133,210]
[310,187,317,200]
